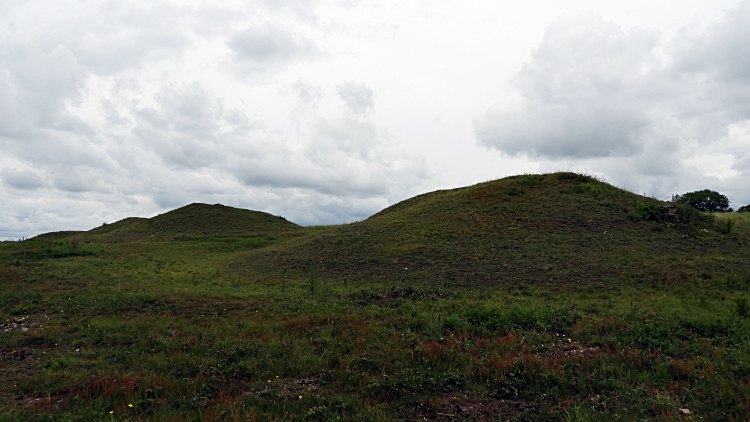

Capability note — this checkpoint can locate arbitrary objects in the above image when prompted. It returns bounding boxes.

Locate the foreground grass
[2,238,750,421]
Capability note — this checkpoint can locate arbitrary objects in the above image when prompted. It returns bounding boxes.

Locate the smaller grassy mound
[136,203,300,240]
[38,203,301,243]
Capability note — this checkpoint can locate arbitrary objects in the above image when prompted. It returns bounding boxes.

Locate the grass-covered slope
[38,203,301,243]
[239,172,746,290]
[3,172,750,421]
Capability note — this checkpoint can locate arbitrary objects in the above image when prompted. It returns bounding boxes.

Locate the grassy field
[2,173,750,421]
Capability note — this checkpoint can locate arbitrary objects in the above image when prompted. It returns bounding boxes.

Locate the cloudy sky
[2,0,749,238]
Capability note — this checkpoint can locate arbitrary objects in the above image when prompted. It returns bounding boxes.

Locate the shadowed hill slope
[38,203,301,242]
[237,173,747,290]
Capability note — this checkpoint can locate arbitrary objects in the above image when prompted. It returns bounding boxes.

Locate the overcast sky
[2,0,749,238]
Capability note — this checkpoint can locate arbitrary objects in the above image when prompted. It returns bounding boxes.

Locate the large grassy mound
[238,172,744,290]
[37,203,301,242]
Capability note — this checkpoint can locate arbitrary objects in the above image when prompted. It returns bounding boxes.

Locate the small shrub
[518,175,544,186]
[506,185,525,196]
[725,217,736,234]
[734,297,750,319]
[574,182,610,199]
[556,172,593,184]
[308,262,320,295]
[8,304,35,315]
[636,203,664,221]
[443,314,469,332]
[675,202,714,226]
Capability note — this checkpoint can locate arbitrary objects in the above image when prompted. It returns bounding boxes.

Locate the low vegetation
[2,173,750,421]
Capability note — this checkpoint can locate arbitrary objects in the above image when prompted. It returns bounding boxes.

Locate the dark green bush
[734,297,750,319]
[636,203,664,221]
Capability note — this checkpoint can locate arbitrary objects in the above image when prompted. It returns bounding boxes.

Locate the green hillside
[239,172,744,291]
[3,173,750,421]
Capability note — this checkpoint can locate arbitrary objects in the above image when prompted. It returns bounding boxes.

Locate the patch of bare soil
[244,376,321,399]
[0,316,36,333]
[535,336,600,358]
[0,349,32,361]
[17,393,66,413]
[423,392,526,421]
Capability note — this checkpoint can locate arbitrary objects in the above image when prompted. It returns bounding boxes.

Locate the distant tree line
[674,189,749,213]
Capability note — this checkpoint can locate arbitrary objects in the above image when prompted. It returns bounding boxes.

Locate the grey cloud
[667,5,750,135]
[672,2,750,84]
[236,125,426,199]
[476,104,650,158]
[33,1,193,75]
[286,81,325,131]
[0,0,194,149]
[291,80,324,107]
[0,1,195,178]
[233,112,425,198]
[476,14,661,158]
[227,22,316,63]
[152,190,192,209]
[0,44,89,134]
[0,22,122,173]
[132,83,227,170]
[733,151,750,172]
[313,118,378,161]
[476,7,750,162]
[237,163,388,198]
[52,169,93,193]
[0,168,45,190]
[101,98,131,126]
[127,81,426,200]
[336,81,375,117]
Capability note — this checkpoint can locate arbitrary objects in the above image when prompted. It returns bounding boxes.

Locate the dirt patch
[0,316,41,334]
[535,336,600,359]
[18,393,65,412]
[0,349,33,361]
[426,392,526,421]
[245,376,321,399]
[0,317,33,333]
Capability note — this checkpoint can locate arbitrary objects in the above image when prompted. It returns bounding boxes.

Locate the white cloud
[35,2,193,76]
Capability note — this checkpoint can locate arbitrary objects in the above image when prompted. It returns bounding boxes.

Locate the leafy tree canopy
[674,189,732,212]
[737,205,750,213]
